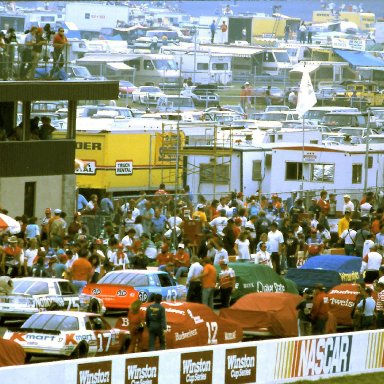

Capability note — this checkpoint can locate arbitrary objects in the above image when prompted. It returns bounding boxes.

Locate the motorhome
[76,53,180,87]
[160,45,232,85]
[193,44,292,80]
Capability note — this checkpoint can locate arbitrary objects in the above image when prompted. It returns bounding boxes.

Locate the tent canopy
[334,49,384,68]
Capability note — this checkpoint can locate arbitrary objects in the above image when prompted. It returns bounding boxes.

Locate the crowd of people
[1,183,384,330]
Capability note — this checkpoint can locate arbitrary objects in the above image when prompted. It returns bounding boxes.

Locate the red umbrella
[0,213,21,234]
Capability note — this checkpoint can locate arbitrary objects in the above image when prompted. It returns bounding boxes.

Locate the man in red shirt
[317,190,330,216]
[50,27,68,76]
[156,244,174,271]
[70,248,92,293]
[1,236,22,277]
[311,283,329,335]
[174,243,190,280]
[194,257,217,309]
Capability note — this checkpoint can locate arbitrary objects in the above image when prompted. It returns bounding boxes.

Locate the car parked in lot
[3,311,129,360]
[82,270,187,310]
[180,84,220,106]
[118,80,138,97]
[156,95,196,112]
[132,86,165,105]
[0,278,104,323]
[116,301,242,349]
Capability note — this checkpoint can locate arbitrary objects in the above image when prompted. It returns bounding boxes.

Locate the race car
[0,278,105,323]
[83,270,187,310]
[115,301,243,349]
[3,311,129,360]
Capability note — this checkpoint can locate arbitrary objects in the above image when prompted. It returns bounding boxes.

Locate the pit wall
[1,330,384,384]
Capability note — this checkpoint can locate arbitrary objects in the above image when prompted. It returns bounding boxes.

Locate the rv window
[310,164,334,183]
[144,60,155,70]
[197,63,209,70]
[352,164,362,184]
[252,160,262,181]
[274,52,290,63]
[153,59,178,70]
[128,59,140,70]
[200,164,229,184]
[212,63,228,70]
[285,162,302,181]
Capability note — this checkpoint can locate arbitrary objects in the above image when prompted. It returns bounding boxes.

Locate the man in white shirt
[186,256,204,303]
[209,210,229,237]
[267,222,285,275]
[340,227,357,256]
[361,244,384,283]
[342,195,354,214]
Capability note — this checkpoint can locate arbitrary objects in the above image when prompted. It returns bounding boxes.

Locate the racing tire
[119,337,130,354]
[88,300,100,314]
[25,353,32,363]
[70,342,88,359]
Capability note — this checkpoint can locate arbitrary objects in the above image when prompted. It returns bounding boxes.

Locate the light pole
[193,25,197,84]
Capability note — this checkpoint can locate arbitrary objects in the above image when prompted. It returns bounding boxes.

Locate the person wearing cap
[337,209,352,238]
[360,244,383,283]
[296,288,313,336]
[218,259,235,308]
[355,287,376,330]
[48,208,65,248]
[342,195,354,214]
[186,256,203,303]
[310,283,329,335]
[192,204,207,223]
[174,243,190,280]
[1,235,22,277]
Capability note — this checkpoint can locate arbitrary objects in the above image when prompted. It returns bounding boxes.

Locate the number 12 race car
[3,311,129,361]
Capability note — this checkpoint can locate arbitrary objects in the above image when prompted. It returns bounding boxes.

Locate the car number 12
[206,321,218,345]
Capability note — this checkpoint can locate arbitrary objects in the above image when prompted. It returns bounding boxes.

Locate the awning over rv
[107,62,133,71]
[333,49,384,68]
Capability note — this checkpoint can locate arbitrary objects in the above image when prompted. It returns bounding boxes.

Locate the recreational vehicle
[76,53,181,87]
[159,45,232,85]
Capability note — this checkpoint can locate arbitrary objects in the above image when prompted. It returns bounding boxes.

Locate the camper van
[160,46,232,85]
[77,53,181,87]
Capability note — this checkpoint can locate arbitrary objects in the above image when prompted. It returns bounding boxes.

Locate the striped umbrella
[0,213,21,234]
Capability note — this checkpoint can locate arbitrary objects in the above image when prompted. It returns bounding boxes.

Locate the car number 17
[96,332,112,353]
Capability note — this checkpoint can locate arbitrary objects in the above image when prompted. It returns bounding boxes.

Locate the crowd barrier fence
[1,329,384,383]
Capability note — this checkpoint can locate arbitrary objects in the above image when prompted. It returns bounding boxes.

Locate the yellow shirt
[192,211,207,222]
[338,217,350,237]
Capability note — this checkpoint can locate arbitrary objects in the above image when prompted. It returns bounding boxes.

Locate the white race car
[3,311,129,360]
[0,277,105,323]
[132,86,165,105]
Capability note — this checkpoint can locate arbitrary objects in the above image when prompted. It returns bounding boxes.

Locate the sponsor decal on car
[77,361,112,384]
[225,346,257,383]
[125,356,159,384]
[92,288,101,295]
[180,350,213,384]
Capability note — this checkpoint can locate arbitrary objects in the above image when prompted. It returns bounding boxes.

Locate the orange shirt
[202,264,217,289]
[71,257,92,282]
[157,252,174,266]
[174,251,190,267]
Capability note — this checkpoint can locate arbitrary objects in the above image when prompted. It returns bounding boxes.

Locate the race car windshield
[98,272,149,287]
[13,280,49,295]
[22,314,79,331]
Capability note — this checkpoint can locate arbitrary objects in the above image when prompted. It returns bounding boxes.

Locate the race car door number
[96,332,112,353]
